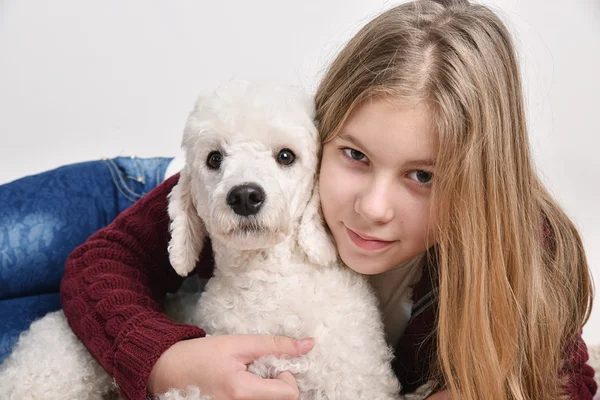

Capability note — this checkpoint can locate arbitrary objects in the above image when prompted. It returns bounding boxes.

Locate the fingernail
[297,338,314,352]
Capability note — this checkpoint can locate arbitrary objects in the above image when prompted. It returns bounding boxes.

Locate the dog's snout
[227,184,265,216]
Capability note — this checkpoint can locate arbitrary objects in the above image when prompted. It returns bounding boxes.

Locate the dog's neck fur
[209,223,313,278]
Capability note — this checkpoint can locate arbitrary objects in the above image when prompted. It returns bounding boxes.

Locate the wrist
[113,315,205,399]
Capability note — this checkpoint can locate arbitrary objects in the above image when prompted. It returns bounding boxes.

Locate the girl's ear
[167,169,207,277]
[297,181,338,267]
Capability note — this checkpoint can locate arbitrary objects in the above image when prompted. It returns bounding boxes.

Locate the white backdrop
[0,1,599,344]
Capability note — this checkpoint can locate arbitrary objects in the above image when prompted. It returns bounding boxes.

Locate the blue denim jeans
[0,156,172,362]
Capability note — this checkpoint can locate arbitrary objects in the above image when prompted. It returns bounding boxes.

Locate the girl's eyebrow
[337,132,368,151]
[404,159,436,169]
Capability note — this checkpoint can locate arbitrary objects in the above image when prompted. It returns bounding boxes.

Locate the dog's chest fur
[182,240,402,399]
[187,240,384,341]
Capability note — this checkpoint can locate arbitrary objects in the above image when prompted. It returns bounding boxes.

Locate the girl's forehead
[347,95,433,127]
[339,97,439,167]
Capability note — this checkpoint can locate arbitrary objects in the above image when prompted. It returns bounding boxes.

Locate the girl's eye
[408,170,433,186]
[342,148,368,163]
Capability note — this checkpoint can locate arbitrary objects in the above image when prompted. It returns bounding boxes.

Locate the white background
[0,1,598,344]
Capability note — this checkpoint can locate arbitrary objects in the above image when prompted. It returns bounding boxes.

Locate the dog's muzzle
[227,183,265,216]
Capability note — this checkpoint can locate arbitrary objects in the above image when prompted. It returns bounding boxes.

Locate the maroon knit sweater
[60,174,597,400]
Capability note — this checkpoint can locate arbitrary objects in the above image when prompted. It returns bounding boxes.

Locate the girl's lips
[345,227,395,251]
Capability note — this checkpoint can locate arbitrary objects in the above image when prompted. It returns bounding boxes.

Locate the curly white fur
[167,81,400,399]
[0,81,410,400]
[0,311,115,399]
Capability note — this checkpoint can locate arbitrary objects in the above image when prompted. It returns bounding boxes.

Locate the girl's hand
[427,390,451,399]
[147,334,314,400]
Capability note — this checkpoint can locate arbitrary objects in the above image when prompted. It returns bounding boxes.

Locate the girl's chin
[339,252,394,275]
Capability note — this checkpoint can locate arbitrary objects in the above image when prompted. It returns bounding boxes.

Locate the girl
[60,0,596,399]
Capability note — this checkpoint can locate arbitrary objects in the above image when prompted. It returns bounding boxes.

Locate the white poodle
[0,81,402,400]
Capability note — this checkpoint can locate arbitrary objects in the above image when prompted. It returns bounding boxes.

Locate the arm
[60,174,313,400]
[60,174,211,400]
[560,333,597,399]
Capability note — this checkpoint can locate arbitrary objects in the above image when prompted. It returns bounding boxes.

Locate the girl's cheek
[326,164,354,196]
[318,161,336,205]
[320,161,349,213]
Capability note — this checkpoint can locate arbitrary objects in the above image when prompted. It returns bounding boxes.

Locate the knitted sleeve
[60,173,212,400]
[561,333,598,399]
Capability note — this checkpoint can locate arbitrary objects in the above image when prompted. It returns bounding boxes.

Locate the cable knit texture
[60,175,209,399]
[60,174,597,400]
[561,336,598,399]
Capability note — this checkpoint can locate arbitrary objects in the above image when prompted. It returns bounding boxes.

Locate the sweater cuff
[113,315,205,400]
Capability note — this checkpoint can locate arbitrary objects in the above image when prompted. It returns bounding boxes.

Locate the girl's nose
[354,180,395,224]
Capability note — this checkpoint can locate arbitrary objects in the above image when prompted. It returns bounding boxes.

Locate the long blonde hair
[314,1,594,399]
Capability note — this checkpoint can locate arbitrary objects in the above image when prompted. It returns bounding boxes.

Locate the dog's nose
[227,184,265,216]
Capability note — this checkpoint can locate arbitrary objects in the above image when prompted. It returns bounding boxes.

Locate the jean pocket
[102,157,148,202]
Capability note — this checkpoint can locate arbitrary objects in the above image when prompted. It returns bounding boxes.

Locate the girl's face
[319,97,438,275]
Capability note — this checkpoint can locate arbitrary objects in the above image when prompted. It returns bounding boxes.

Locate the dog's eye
[207,151,223,170]
[277,149,296,166]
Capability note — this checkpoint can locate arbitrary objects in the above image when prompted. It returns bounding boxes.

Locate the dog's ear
[167,169,207,277]
[298,181,338,267]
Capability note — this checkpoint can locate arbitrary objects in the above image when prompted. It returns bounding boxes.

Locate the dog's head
[168,81,337,276]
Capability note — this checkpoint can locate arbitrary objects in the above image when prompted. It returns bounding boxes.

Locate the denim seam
[105,159,144,199]
[101,159,141,202]
[155,159,161,187]
[128,157,146,185]
[132,157,143,183]
[107,159,143,199]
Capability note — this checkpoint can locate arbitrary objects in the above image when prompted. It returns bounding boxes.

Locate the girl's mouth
[345,227,395,251]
